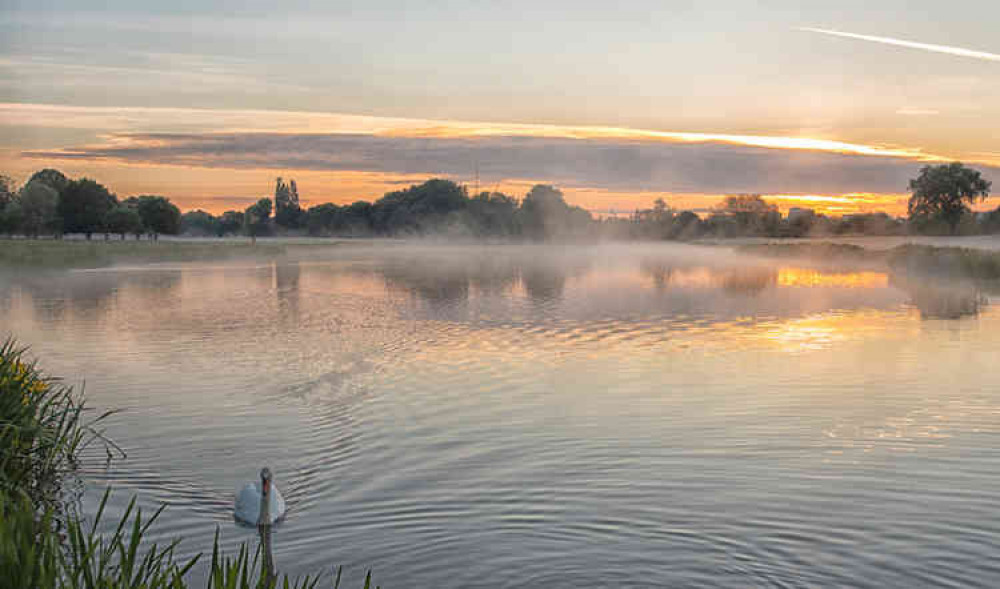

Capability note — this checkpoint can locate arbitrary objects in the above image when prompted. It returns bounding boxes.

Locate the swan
[235,467,286,525]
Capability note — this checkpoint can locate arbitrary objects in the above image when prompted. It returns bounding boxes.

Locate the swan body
[235,468,286,525]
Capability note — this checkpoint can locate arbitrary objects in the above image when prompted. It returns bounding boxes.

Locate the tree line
[179,177,594,240]
[0,169,181,240]
[1,162,993,242]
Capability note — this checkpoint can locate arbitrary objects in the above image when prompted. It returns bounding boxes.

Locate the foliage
[273,178,303,229]
[29,169,70,195]
[126,195,182,236]
[908,163,992,234]
[219,211,245,236]
[0,174,15,207]
[105,205,144,239]
[181,210,222,237]
[517,184,591,240]
[58,179,117,239]
[888,244,1000,280]
[19,181,62,237]
[0,341,378,589]
[245,198,272,237]
[1,199,25,236]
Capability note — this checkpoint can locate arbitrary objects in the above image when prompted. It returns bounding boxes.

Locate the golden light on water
[777,268,890,289]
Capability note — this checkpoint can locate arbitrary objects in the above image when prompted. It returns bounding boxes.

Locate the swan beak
[262,479,270,494]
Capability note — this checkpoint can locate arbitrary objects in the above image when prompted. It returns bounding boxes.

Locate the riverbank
[0,238,347,269]
[737,241,1000,282]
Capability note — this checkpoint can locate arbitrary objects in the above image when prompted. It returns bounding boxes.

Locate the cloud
[800,27,1000,62]
[21,131,982,195]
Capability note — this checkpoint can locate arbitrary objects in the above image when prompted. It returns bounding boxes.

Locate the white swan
[235,467,287,525]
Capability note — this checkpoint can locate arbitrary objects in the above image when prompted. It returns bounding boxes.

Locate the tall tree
[28,169,69,195]
[908,163,992,234]
[274,177,303,228]
[59,178,117,239]
[18,180,61,237]
[125,195,181,238]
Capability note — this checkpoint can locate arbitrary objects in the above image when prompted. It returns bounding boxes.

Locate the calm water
[3,242,1000,588]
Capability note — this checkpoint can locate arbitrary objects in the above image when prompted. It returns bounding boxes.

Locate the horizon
[2,1,999,216]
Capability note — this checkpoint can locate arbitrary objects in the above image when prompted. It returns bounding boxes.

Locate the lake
[3,242,1000,588]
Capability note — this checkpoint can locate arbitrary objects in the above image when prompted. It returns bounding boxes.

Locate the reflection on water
[3,243,1000,588]
[890,275,987,320]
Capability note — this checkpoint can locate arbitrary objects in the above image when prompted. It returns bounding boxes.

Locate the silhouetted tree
[274,177,303,229]
[28,169,69,195]
[180,210,220,236]
[219,210,245,236]
[104,204,143,240]
[59,178,117,239]
[908,163,992,234]
[245,198,272,241]
[517,184,591,240]
[125,195,181,238]
[19,180,61,237]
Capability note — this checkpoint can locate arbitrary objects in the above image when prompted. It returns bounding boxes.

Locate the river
[3,242,999,588]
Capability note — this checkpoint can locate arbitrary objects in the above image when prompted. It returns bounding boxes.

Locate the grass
[0,239,326,269]
[735,242,873,262]
[887,244,1000,280]
[738,241,1000,281]
[0,338,377,588]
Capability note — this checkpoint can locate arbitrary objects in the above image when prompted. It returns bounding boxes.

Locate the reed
[0,339,377,588]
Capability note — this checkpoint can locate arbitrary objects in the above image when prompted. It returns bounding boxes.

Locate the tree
[274,177,303,229]
[245,198,272,240]
[908,162,992,234]
[28,169,69,195]
[0,174,19,235]
[104,204,143,240]
[18,180,61,237]
[59,178,117,239]
[717,194,780,236]
[218,210,245,236]
[0,200,24,236]
[180,210,220,236]
[517,184,592,240]
[0,174,15,208]
[125,195,181,238]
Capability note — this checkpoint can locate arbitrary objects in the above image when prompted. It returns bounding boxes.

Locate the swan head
[260,467,273,494]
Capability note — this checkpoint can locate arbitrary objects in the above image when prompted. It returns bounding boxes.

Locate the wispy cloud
[16,131,956,196]
[800,27,1000,62]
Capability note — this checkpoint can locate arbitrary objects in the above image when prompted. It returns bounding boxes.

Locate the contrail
[800,27,1000,62]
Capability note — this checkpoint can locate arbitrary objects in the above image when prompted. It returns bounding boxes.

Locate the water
[3,242,1000,588]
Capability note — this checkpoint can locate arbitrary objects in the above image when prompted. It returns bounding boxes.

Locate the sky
[1,0,998,215]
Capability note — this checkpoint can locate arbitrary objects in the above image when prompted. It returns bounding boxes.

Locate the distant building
[787,207,815,223]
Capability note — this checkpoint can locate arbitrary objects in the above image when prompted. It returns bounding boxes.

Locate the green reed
[0,339,377,588]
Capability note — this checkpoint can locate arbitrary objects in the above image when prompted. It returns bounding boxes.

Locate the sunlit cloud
[896,108,940,116]
[3,103,997,216]
[0,103,946,161]
[800,27,1000,62]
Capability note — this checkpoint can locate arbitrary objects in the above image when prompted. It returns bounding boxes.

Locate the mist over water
[3,242,1000,588]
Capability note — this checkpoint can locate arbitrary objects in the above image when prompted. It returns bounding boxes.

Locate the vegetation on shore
[0,339,377,588]
[738,241,1000,281]
[1,162,995,243]
[0,239,324,269]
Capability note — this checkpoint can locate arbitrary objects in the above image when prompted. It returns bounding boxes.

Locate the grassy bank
[0,339,377,588]
[737,241,1000,281]
[0,239,335,269]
